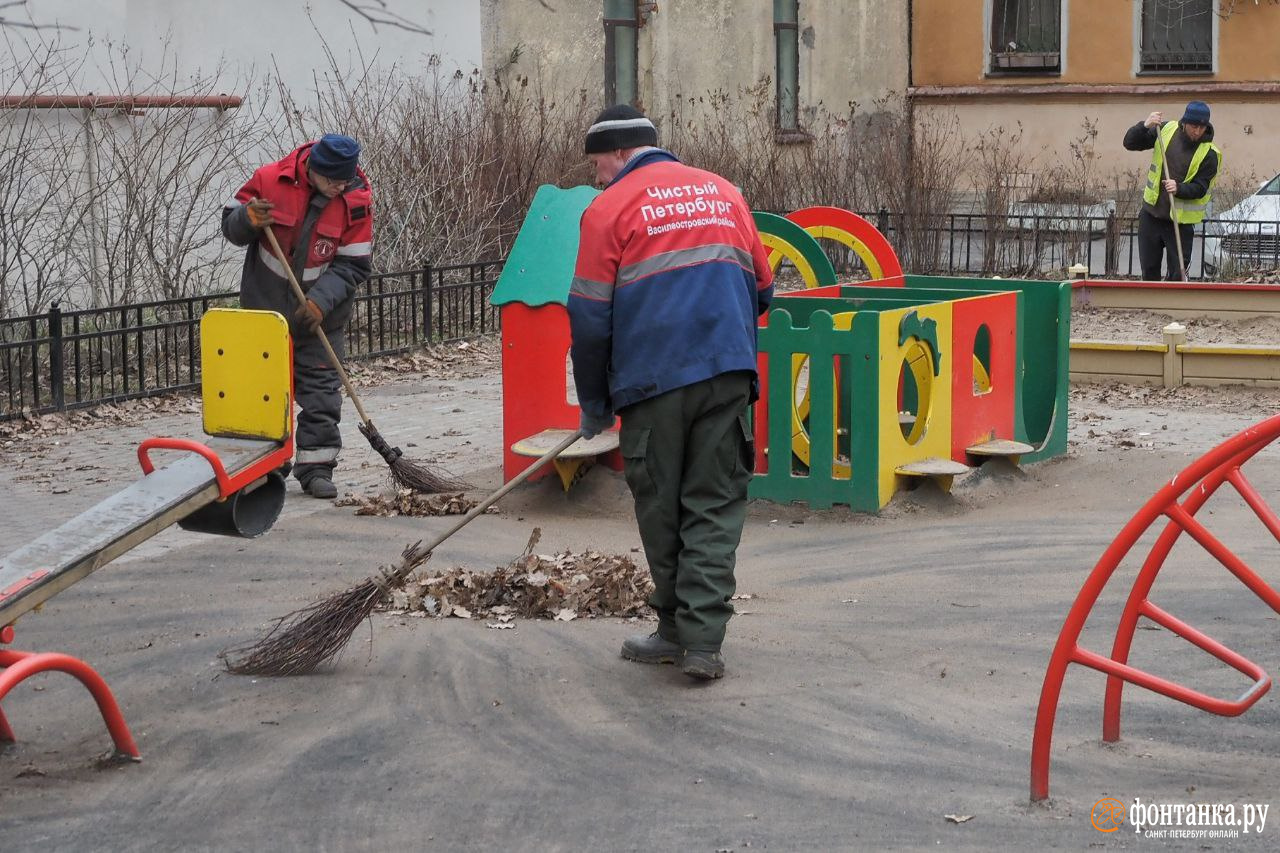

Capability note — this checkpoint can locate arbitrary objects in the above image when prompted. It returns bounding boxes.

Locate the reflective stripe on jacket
[221,142,373,341]
[568,149,774,416]
[1143,121,1223,224]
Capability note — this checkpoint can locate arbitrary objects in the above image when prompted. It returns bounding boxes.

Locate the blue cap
[1181,101,1210,126]
[308,134,360,180]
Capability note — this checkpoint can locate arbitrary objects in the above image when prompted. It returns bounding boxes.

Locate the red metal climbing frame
[1030,414,1280,801]
[0,624,141,761]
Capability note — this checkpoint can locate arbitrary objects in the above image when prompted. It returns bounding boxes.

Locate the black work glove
[579,409,615,440]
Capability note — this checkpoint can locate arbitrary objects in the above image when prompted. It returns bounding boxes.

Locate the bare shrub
[851,102,963,274]
[966,123,1044,276]
[0,38,94,316]
[0,33,282,316]
[664,85,967,274]
[277,39,594,270]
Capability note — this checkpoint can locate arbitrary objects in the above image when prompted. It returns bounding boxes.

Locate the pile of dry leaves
[384,529,653,623]
[335,490,483,517]
[0,395,200,443]
[1239,269,1280,285]
[345,338,499,386]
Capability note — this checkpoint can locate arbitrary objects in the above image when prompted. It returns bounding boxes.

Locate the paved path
[4,379,1280,849]
[0,374,503,555]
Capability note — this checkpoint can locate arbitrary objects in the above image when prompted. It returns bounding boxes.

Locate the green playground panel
[490,184,601,308]
[752,307,881,510]
[754,211,839,287]
[893,276,1069,463]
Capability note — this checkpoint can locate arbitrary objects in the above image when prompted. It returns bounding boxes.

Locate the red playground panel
[949,291,1019,463]
[784,206,905,280]
[500,302,622,482]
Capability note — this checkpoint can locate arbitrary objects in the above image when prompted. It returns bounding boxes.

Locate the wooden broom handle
[261,225,374,424]
[399,431,586,570]
[1154,129,1189,283]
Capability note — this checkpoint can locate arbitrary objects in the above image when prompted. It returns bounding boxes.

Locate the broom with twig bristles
[220,430,584,676]
[262,225,469,494]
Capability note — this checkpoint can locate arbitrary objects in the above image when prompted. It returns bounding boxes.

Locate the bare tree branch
[0,0,78,31]
[1219,0,1280,18]
[337,1,432,36]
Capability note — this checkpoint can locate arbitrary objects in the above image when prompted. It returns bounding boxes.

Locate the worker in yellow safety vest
[1122,100,1222,281]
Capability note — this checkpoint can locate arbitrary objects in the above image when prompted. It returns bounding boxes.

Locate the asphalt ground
[3,378,1280,851]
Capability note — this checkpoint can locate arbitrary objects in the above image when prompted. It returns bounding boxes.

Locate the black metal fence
[6,210,1278,422]
[0,260,502,421]
[864,209,1280,281]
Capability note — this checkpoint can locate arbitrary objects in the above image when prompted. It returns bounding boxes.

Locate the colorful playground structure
[491,188,1069,511]
[0,309,295,760]
[490,184,624,489]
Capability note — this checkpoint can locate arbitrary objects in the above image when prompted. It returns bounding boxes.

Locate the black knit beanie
[584,105,658,154]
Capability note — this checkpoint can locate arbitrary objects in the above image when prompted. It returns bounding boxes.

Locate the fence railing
[0,260,503,421]
[857,209,1279,282]
[5,210,1278,422]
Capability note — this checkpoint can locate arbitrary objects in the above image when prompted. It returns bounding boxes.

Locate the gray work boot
[303,476,338,499]
[682,650,725,680]
[620,632,681,665]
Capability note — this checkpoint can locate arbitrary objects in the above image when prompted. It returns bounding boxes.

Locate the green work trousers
[617,371,754,652]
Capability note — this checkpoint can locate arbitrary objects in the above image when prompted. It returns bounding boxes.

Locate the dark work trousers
[617,370,755,652]
[292,329,343,485]
[291,192,342,486]
[1137,209,1194,282]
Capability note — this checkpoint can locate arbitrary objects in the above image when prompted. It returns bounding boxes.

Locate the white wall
[0,2,482,312]
[7,0,481,96]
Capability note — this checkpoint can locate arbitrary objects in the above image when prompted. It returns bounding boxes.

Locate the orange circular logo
[1091,798,1126,832]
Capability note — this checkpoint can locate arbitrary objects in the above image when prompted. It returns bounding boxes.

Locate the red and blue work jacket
[221,142,373,345]
[568,149,774,416]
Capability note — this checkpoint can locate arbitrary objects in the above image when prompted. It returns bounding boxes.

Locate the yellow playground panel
[875,303,955,506]
[791,312,854,477]
[200,308,293,441]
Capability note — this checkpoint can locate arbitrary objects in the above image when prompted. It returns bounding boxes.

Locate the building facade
[480,0,909,140]
[911,0,1280,185]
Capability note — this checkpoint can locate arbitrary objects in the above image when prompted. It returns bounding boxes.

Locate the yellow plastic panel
[201,308,292,441]
[762,236,819,289]
[876,303,954,507]
[803,224,884,279]
[790,312,855,477]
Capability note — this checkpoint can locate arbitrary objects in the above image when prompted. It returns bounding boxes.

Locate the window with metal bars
[1140,0,1213,73]
[990,0,1062,74]
[604,0,639,106]
[774,0,800,130]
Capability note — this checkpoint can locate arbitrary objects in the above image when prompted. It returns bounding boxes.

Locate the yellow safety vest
[1143,121,1223,224]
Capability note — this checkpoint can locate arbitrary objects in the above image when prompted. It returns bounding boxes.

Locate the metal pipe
[81,107,103,307]
[0,94,242,110]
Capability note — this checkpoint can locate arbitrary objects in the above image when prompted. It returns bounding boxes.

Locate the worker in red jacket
[568,105,773,680]
[221,135,373,499]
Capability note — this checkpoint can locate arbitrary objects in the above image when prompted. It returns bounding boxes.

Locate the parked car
[1203,173,1280,276]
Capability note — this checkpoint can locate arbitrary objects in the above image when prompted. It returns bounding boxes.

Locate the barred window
[604,0,639,106]
[990,0,1062,74]
[774,0,799,130]
[1140,0,1214,73]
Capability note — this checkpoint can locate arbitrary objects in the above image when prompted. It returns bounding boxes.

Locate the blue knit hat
[308,134,361,180]
[1181,101,1210,126]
